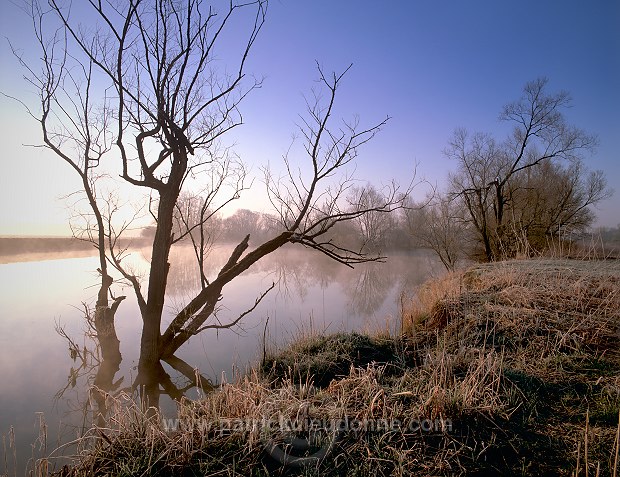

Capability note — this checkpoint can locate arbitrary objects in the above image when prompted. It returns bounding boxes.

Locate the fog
[0,244,442,474]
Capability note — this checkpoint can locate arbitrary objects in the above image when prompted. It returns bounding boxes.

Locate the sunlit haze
[1,1,618,236]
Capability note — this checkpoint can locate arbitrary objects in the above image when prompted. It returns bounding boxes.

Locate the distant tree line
[596,225,620,244]
[0,236,94,256]
[140,184,416,253]
[584,224,620,254]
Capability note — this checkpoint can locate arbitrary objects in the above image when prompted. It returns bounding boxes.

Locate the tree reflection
[55,247,439,423]
[56,305,214,424]
[55,304,124,425]
[342,264,394,317]
[162,245,438,320]
[266,247,340,301]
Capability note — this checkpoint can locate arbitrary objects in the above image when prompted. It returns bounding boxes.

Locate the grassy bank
[401,258,620,475]
[42,258,620,476]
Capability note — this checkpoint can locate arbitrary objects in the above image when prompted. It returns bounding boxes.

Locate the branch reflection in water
[54,245,441,424]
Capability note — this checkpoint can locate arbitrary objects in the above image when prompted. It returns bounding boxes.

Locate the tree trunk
[92,305,123,425]
[138,189,177,406]
[481,228,494,262]
[92,272,125,424]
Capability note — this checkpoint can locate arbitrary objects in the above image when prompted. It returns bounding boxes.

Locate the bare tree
[507,159,611,252]
[265,65,415,266]
[448,78,604,260]
[160,65,413,360]
[447,130,501,260]
[14,1,416,406]
[406,194,470,271]
[6,1,128,413]
[349,184,395,252]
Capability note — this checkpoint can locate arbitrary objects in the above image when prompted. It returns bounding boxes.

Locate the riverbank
[43,258,620,476]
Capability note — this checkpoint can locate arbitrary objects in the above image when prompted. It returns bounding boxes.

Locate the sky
[0,0,619,236]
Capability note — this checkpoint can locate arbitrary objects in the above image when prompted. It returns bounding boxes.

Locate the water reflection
[55,311,215,424]
[344,265,393,317]
[0,246,441,474]
[54,245,442,419]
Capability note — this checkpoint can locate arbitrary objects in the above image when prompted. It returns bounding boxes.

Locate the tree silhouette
[13,0,416,406]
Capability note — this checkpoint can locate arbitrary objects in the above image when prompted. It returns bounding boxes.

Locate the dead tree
[8,1,127,409]
[16,0,416,406]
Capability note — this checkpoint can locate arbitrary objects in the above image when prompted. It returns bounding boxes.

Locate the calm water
[0,244,442,473]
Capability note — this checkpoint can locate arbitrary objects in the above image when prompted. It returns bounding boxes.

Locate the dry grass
[405,259,620,377]
[48,360,502,476]
[29,258,620,476]
[42,335,512,475]
[403,258,620,475]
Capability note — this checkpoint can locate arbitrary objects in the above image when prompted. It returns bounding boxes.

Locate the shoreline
[30,257,620,476]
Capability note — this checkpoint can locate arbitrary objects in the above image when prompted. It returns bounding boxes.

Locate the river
[0,243,442,474]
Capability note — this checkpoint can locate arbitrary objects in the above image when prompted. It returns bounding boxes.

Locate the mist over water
[0,243,442,474]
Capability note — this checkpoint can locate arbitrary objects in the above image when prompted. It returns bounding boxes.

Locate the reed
[40,258,620,475]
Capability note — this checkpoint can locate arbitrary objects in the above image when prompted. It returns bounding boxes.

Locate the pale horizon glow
[1,1,619,237]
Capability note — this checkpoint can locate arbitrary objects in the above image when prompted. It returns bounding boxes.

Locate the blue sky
[1,0,619,235]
